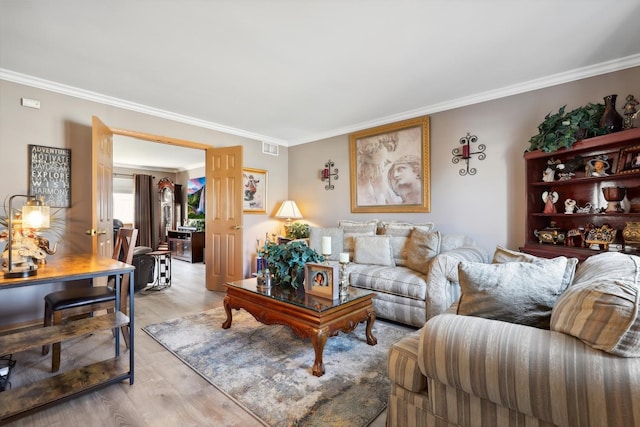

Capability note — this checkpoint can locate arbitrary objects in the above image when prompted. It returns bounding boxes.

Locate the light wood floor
[4,260,387,426]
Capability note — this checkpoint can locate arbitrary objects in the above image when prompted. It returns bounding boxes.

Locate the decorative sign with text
[28,145,71,207]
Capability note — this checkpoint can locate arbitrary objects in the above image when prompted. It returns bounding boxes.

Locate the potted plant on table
[260,240,324,288]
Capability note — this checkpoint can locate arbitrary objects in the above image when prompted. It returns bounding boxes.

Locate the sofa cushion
[457,257,568,329]
[387,328,427,393]
[338,219,377,257]
[354,235,395,266]
[573,251,640,285]
[492,245,578,291]
[309,227,344,261]
[405,229,441,274]
[349,264,428,301]
[551,276,640,357]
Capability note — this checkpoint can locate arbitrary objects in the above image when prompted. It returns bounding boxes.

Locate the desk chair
[42,228,138,372]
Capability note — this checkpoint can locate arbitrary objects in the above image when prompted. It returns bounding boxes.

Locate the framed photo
[28,145,71,207]
[617,145,640,174]
[187,177,206,218]
[305,262,339,300]
[243,167,267,213]
[349,116,430,213]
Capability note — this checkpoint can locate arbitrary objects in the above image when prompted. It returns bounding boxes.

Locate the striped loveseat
[387,251,640,426]
[309,220,488,327]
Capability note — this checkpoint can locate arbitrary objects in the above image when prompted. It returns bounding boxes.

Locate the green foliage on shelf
[260,240,324,288]
[526,103,609,153]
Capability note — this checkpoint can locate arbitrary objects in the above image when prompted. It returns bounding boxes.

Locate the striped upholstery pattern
[416,313,640,427]
[551,253,640,357]
[349,245,489,327]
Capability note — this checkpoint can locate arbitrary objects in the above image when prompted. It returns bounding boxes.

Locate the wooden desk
[0,254,135,423]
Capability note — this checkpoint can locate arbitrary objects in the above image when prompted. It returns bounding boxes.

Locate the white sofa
[309,220,488,327]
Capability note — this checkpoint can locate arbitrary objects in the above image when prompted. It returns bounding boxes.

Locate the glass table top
[225,278,372,313]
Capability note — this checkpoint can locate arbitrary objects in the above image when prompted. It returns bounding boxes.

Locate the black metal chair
[42,228,138,372]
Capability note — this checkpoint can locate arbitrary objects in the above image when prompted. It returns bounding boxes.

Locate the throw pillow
[551,277,640,357]
[309,227,344,261]
[338,219,378,255]
[353,235,395,267]
[380,222,435,266]
[492,246,578,291]
[457,257,568,329]
[404,229,441,274]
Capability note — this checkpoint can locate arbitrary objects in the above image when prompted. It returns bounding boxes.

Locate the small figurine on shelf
[623,94,638,130]
[542,191,559,213]
[587,155,610,177]
[564,198,576,214]
[542,158,564,182]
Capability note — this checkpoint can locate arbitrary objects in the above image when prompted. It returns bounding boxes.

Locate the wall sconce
[3,195,50,278]
[321,160,339,190]
[452,133,486,176]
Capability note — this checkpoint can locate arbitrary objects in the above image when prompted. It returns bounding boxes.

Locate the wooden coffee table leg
[365,309,377,346]
[222,296,233,329]
[311,328,328,377]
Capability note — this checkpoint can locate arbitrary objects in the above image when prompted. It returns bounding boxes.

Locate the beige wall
[0,79,288,326]
[288,67,640,256]
[1,67,639,326]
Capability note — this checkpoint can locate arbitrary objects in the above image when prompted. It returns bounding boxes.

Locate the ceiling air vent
[262,142,279,156]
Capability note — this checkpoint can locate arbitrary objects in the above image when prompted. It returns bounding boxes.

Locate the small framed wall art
[28,144,72,207]
[305,262,339,300]
[243,167,267,213]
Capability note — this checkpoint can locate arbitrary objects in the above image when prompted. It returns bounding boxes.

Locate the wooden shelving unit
[522,127,640,261]
[0,255,135,424]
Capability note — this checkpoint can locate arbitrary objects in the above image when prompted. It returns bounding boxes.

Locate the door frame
[107,126,240,291]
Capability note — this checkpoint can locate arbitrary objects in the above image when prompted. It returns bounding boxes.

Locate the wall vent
[262,141,279,156]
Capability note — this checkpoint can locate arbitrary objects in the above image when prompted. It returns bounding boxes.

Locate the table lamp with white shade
[275,200,302,236]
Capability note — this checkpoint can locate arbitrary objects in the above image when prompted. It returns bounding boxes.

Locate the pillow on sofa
[380,221,435,266]
[353,235,395,266]
[404,229,441,274]
[551,277,640,357]
[338,219,377,256]
[309,227,344,261]
[457,257,568,329]
[492,246,578,291]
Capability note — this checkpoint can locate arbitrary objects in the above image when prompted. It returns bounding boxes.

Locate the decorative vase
[622,222,640,250]
[599,94,623,132]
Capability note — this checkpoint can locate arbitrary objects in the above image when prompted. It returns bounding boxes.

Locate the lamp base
[3,265,38,278]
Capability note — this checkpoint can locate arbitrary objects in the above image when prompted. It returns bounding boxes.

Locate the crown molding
[288,53,640,146]
[3,52,639,148]
[0,69,287,146]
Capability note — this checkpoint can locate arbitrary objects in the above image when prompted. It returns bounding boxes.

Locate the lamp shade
[275,200,302,221]
[22,200,50,229]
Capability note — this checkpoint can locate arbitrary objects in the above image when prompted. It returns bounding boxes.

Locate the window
[113,193,134,225]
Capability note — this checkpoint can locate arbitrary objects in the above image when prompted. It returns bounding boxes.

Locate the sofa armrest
[423,246,488,317]
[418,313,640,427]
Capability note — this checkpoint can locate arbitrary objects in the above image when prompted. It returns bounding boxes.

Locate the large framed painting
[243,167,267,213]
[349,116,430,213]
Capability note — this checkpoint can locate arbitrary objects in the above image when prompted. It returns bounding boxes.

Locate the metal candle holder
[321,160,339,190]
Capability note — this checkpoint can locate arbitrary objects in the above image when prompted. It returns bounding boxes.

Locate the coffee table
[223,278,377,376]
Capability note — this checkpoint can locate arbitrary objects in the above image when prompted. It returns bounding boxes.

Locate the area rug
[143,307,414,426]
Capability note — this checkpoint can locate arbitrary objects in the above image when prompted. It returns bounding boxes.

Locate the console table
[0,254,135,423]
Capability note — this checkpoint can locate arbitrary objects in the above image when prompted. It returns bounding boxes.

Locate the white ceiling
[2,1,640,171]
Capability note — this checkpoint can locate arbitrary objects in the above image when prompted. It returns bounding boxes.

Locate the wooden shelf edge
[523,128,640,160]
[0,357,130,422]
[0,312,129,355]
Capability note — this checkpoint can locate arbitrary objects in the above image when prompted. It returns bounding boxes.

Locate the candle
[323,168,329,179]
[322,236,332,255]
[462,144,470,158]
[339,252,350,263]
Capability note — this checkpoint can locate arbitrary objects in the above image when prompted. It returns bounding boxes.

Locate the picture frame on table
[617,145,640,174]
[243,167,267,213]
[305,262,339,300]
[349,115,430,213]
